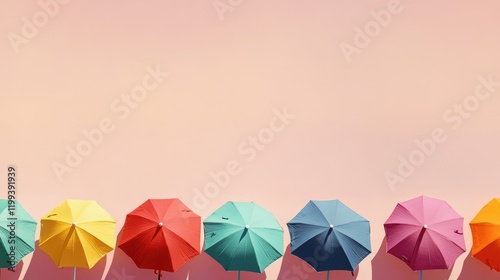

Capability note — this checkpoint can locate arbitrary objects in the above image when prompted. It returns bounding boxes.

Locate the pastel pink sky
[1,0,500,279]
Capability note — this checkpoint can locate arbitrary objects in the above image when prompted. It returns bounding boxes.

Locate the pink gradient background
[1,0,500,279]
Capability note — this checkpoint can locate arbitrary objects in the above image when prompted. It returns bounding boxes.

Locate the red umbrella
[117,199,201,279]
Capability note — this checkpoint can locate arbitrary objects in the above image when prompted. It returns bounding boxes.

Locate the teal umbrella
[204,201,284,279]
[0,200,37,268]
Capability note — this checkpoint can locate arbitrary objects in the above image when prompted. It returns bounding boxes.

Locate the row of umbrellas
[2,196,500,279]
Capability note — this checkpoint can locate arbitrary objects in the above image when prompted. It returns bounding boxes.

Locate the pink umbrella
[384,195,466,279]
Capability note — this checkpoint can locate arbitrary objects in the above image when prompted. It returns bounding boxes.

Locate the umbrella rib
[470,222,500,252]
[250,230,283,257]
[57,226,76,267]
[0,227,35,261]
[163,199,194,222]
[224,237,243,271]
[309,201,331,225]
[69,200,93,222]
[331,230,355,270]
[391,204,422,225]
[252,211,279,227]
[164,227,198,252]
[120,228,163,269]
[0,218,36,228]
[427,228,465,253]
[205,227,244,251]
[65,200,75,222]
[384,222,422,228]
[205,202,247,226]
[420,197,425,223]
[231,202,249,226]
[385,226,420,253]
[425,218,466,253]
[409,227,427,269]
[126,212,159,224]
[425,201,460,226]
[205,220,243,228]
[333,230,369,270]
[471,221,500,226]
[246,232,262,272]
[335,219,369,227]
[14,220,38,226]
[288,221,325,229]
[249,203,258,225]
[157,230,175,272]
[424,231,449,268]
[77,224,114,247]
[75,229,91,268]
[77,227,113,268]
[290,228,329,255]
[39,221,73,247]
[247,230,277,272]
[428,217,463,227]
[118,226,152,247]
[13,233,35,251]
[252,226,283,232]
[473,241,497,261]
[213,229,247,271]
[0,225,12,237]
[77,219,115,224]
[165,216,200,240]
[146,199,162,222]
[224,247,240,271]
[334,228,371,252]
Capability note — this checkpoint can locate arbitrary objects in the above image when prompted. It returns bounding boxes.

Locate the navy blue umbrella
[287,200,371,279]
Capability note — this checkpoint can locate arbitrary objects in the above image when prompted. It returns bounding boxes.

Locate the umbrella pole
[238,270,240,280]
[327,270,330,280]
[420,270,422,280]
[74,267,76,280]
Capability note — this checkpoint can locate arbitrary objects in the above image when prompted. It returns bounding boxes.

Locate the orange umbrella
[470,198,500,271]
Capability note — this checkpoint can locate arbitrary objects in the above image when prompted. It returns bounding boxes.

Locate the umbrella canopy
[39,199,116,269]
[384,195,466,271]
[203,201,284,276]
[470,198,500,271]
[117,198,201,275]
[287,200,371,274]
[0,200,37,268]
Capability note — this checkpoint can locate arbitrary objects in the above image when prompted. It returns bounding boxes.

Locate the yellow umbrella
[39,199,116,279]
